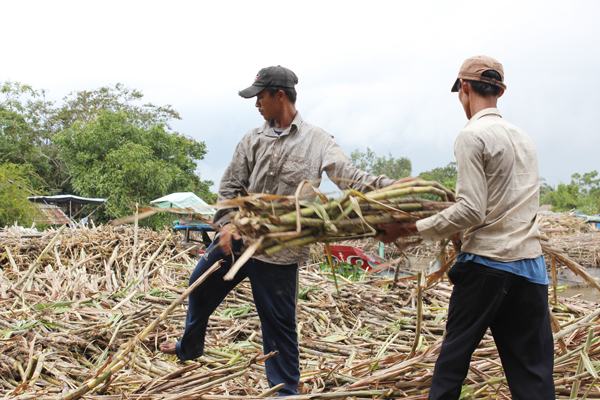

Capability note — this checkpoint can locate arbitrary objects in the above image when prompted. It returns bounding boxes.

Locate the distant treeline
[1,82,597,229]
[351,147,600,215]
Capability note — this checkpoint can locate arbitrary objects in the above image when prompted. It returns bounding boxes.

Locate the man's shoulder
[456,126,481,143]
[464,116,528,139]
[298,119,331,138]
[472,112,524,131]
[237,126,265,145]
[245,125,265,136]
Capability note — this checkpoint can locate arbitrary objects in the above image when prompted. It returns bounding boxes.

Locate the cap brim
[451,78,460,92]
[238,84,264,98]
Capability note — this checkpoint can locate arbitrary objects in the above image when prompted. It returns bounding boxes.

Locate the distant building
[28,194,106,225]
[32,203,71,226]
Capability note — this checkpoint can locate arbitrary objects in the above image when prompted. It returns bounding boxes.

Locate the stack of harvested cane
[2,225,600,399]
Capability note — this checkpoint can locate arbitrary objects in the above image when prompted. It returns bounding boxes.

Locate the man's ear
[276,89,286,101]
[497,88,505,98]
[461,80,470,95]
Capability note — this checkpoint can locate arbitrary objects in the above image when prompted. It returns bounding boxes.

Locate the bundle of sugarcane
[217,179,454,279]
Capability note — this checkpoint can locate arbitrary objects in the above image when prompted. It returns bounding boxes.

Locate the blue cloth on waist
[457,252,549,285]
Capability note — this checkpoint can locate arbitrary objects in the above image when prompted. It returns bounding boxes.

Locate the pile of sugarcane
[2,225,600,399]
[538,212,595,238]
[222,179,454,258]
[548,232,600,267]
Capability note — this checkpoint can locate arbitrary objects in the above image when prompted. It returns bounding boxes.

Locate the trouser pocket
[447,262,469,285]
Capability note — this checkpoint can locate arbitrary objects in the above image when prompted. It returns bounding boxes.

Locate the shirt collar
[258,112,304,137]
[467,107,502,126]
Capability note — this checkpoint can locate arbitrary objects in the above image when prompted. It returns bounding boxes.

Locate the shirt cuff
[416,216,444,241]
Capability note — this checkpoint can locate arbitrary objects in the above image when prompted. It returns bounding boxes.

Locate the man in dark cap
[378,56,555,399]
[161,65,395,395]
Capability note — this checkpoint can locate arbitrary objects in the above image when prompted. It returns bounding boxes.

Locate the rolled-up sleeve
[416,130,487,240]
[321,135,395,192]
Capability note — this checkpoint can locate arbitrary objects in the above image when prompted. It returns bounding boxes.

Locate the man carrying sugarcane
[160,65,395,396]
[378,55,555,399]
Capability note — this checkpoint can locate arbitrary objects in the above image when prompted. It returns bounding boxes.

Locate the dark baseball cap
[239,65,298,98]
[451,55,506,92]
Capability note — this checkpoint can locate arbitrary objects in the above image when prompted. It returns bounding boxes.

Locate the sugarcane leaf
[310,202,326,220]
[220,303,253,318]
[581,351,598,379]
[323,334,347,343]
[314,203,337,233]
[348,195,376,234]
[294,180,308,233]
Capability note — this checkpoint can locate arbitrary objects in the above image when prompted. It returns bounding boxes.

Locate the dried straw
[1,225,599,398]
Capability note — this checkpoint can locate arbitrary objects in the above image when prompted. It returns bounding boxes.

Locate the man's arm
[320,135,395,192]
[212,137,252,254]
[415,130,487,241]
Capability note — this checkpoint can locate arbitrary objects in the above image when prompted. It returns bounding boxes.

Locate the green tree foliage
[0,108,41,165]
[539,178,554,200]
[541,170,600,214]
[350,147,411,179]
[0,83,61,191]
[419,162,457,190]
[53,83,180,131]
[0,82,54,131]
[0,163,40,226]
[55,111,213,220]
[0,81,216,228]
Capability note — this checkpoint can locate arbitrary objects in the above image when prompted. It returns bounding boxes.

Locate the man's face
[255,90,280,122]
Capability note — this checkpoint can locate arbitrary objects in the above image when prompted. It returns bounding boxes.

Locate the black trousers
[176,239,300,396]
[429,261,555,400]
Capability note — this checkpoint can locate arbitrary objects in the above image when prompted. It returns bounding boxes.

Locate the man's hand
[450,232,462,252]
[375,221,418,243]
[218,223,241,256]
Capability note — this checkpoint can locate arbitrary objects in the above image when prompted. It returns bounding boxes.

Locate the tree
[419,162,457,190]
[571,170,600,195]
[541,170,600,214]
[539,178,554,201]
[1,82,217,227]
[541,183,579,211]
[0,82,63,191]
[55,111,214,220]
[0,82,55,132]
[0,163,40,227]
[350,147,411,179]
[0,108,38,163]
[52,83,180,131]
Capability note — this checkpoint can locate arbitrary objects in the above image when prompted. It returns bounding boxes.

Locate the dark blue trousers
[176,240,300,396]
[429,261,555,400]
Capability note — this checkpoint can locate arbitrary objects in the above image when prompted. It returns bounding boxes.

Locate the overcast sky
[2,0,599,193]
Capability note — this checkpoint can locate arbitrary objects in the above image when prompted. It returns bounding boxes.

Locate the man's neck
[469,97,498,119]
[273,105,297,129]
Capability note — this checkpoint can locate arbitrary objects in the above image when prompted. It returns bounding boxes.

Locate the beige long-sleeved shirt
[216,113,394,264]
[416,108,542,261]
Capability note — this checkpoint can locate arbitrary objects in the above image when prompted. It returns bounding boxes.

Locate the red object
[326,245,384,271]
